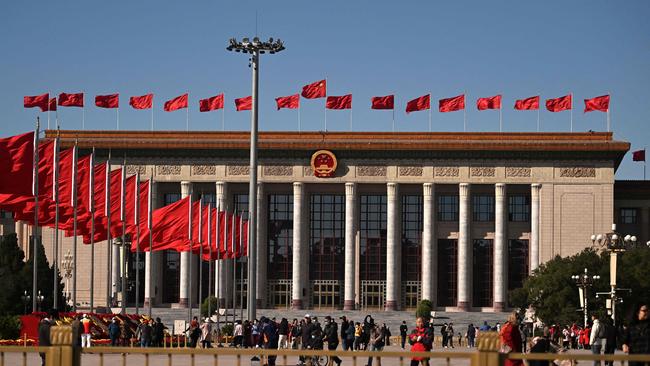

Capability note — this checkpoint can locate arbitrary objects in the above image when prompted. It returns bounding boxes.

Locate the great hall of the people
[3,130,649,312]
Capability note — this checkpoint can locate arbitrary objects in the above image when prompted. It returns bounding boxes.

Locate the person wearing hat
[81,314,92,348]
[38,316,52,366]
[200,318,213,348]
[108,317,120,347]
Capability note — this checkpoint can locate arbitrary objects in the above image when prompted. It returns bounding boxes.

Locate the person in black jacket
[339,316,349,350]
[602,318,616,366]
[153,317,165,347]
[38,317,52,366]
[400,321,408,349]
[623,303,650,366]
[323,316,342,365]
[278,318,289,349]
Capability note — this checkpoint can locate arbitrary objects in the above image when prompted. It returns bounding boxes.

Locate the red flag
[584,95,610,113]
[58,92,84,107]
[371,95,394,110]
[301,80,327,99]
[545,95,572,112]
[514,96,539,110]
[235,96,252,111]
[439,94,465,112]
[164,94,188,112]
[632,150,646,162]
[476,95,502,110]
[275,94,300,110]
[405,95,430,114]
[130,94,153,109]
[0,132,34,196]
[326,94,352,110]
[24,94,49,111]
[199,94,224,112]
[95,94,119,108]
[48,98,57,112]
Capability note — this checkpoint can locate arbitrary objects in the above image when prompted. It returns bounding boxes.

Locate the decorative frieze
[506,167,531,178]
[156,165,181,176]
[398,166,423,177]
[191,165,216,176]
[227,165,249,176]
[559,167,596,178]
[357,166,387,177]
[471,167,496,177]
[126,165,146,175]
[434,166,459,177]
[263,165,293,176]
[303,166,314,176]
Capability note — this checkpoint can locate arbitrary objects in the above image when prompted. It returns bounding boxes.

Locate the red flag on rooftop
[326,94,352,110]
[199,94,224,112]
[301,80,326,99]
[275,94,300,110]
[633,150,645,162]
[235,96,252,111]
[514,96,539,110]
[545,95,572,112]
[371,95,394,110]
[48,98,57,111]
[24,94,49,111]
[58,92,84,107]
[477,95,502,110]
[584,95,610,113]
[439,94,465,112]
[405,95,430,114]
[95,94,119,108]
[164,94,188,112]
[130,94,153,110]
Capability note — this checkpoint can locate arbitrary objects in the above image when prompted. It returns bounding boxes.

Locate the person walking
[200,318,213,348]
[81,314,92,348]
[277,318,289,349]
[261,317,279,366]
[602,318,616,366]
[345,320,355,351]
[467,324,476,348]
[233,320,243,348]
[441,323,448,348]
[408,317,433,366]
[38,316,52,366]
[400,321,408,349]
[153,317,165,347]
[499,312,524,366]
[323,316,342,366]
[340,316,349,351]
[354,322,362,350]
[108,318,120,347]
[590,313,606,366]
[290,319,300,349]
[367,321,384,366]
[529,327,552,366]
[622,303,650,366]
[446,323,455,348]
[138,319,152,348]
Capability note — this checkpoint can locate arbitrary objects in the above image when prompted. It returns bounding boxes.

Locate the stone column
[256,182,268,308]
[215,181,231,307]
[421,183,436,304]
[292,182,306,309]
[111,238,120,306]
[530,184,541,273]
[385,183,401,311]
[344,183,357,310]
[144,179,159,307]
[493,183,507,312]
[178,181,192,307]
[457,183,471,311]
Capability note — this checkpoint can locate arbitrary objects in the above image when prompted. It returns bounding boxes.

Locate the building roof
[615,180,650,200]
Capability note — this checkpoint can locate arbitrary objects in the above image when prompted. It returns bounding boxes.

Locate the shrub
[220,323,233,336]
[415,299,434,321]
[200,296,219,318]
[0,315,21,340]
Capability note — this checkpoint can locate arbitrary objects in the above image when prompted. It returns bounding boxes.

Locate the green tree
[22,236,66,313]
[0,234,27,315]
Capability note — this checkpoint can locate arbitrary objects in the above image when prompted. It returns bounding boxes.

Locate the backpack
[597,322,607,339]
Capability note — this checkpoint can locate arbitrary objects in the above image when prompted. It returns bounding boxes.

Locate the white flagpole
[198,197,204,315]
[188,188,194,324]
[52,130,60,310]
[82,92,85,130]
[392,106,395,133]
[298,105,301,133]
[499,102,503,132]
[207,202,213,320]
[231,211,236,325]
[89,148,96,313]
[106,150,112,307]
[537,107,540,132]
[239,213,244,321]
[32,118,40,313]
[324,78,328,131]
[570,93,574,132]
[47,92,51,129]
[71,141,79,312]
[147,169,154,318]
[120,160,126,314]
[222,94,226,131]
[428,93,432,132]
[607,92,611,132]
[349,108,353,131]
[151,98,154,131]
[134,171,141,315]
[186,101,190,131]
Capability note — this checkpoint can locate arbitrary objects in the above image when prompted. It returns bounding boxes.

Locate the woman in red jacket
[408,317,433,366]
[499,312,524,366]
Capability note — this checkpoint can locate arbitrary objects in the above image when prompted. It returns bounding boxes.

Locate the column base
[457,301,470,311]
[343,300,355,311]
[385,300,399,311]
[144,298,153,307]
[292,299,303,310]
[493,302,506,312]
[178,298,188,308]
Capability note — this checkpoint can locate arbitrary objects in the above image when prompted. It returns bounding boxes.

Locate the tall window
[402,195,422,282]
[508,239,529,293]
[473,239,493,307]
[509,195,530,222]
[360,195,387,281]
[164,193,181,206]
[234,194,249,213]
[268,194,293,280]
[620,208,637,224]
[438,195,458,222]
[473,195,494,222]
[310,195,345,281]
[437,239,457,306]
[201,193,216,205]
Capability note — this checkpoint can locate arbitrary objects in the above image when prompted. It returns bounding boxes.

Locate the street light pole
[572,268,600,328]
[226,37,285,322]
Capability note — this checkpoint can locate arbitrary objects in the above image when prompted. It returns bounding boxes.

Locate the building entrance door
[361,280,386,310]
[267,280,292,309]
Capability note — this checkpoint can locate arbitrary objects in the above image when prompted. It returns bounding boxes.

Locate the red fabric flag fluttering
[48,98,57,111]
[130,94,153,110]
[275,94,300,110]
[514,96,540,110]
[235,96,252,111]
[95,94,119,109]
[0,132,34,197]
[439,94,465,112]
[301,80,327,99]
[584,95,610,113]
[405,95,430,113]
[199,94,224,112]
[545,95,572,112]
[632,150,646,162]
[24,94,49,111]
[58,92,84,107]
[164,94,188,112]
[326,94,352,110]
[371,95,394,110]
[477,95,502,110]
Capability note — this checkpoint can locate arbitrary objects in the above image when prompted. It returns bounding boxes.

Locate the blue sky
[2,1,649,178]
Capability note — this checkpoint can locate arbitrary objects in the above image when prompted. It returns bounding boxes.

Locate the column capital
[495,183,506,196]
[423,183,434,197]
[387,182,399,196]
[181,181,193,198]
[459,182,471,196]
[531,183,542,190]
[345,182,357,196]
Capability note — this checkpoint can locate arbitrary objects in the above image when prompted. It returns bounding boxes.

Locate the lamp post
[61,250,74,308]
[21,291,31,315]
[36,291,45,312]
[571,268,600,328]
[226,36,285,322]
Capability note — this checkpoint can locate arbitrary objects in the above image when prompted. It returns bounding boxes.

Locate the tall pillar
[178,181,192,307]
[292,182,306,309]
[493,183,507,312]
[344,183,357,310]
[144,180,159,307]
[530,184,541,273]
[111,238,120,306]
[385,183,401,311]
[457,183,471,311]
[421,183,436,304]
[215,181,231,308]
[256,182,267,308]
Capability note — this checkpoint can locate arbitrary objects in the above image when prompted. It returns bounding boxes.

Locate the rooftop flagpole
[52,129,60,310]
[134,171,141,315]
[89,148,96,313]
[32,117,40,313]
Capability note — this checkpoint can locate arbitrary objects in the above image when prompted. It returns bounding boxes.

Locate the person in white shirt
[589,314,605,366]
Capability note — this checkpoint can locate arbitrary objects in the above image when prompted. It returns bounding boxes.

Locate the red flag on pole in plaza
[235,96,252,111]
[275,94,300,110]
[164,94,188,112]
[58,92,84,107]
[545,95,572,112]
[95,94,119,109]
[326,94,352,110]
[0,132,35,197]
[24,94,49,111]
[371,95,394,110]
[301,80,327,99]
[405,95,430,113]
[439,94,465,112]
[584,95,610,113]
[633,150,646,162]
[477,95,502,110]
[130,94,153,109]
[514,96,540,110]
[48,98,57,111]
[199,94,224,112]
